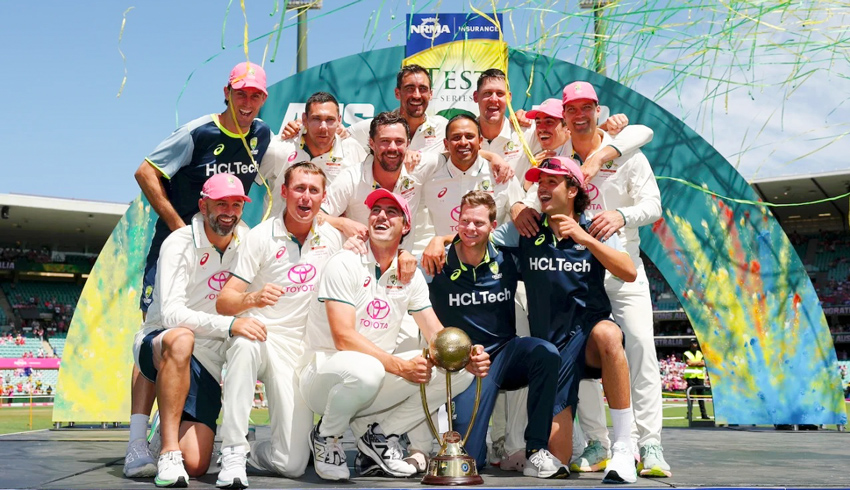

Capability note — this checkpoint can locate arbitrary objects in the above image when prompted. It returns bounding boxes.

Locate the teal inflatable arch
[259,46,846,425]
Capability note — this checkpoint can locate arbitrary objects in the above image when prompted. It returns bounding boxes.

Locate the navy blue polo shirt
[427,237,520,356]
[492,213,622,350]
[144,114,272,266]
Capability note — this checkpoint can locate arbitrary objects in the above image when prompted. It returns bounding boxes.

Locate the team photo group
[122,59,668,488]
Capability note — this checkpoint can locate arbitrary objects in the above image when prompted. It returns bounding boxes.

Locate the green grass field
[5,400,849,436]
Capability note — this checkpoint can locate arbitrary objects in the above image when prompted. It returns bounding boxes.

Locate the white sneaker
[570,439,608,472]
[523,449,570,479]
[357,423,416,477]
[638,442,672,477]
[309,424,349,481]
[155,451,189,487]
[123,438,156,478]
[602,442,637,484]
[216,446,249,488]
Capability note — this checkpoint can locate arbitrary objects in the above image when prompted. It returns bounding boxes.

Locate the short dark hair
[446,114,481,137]
[396,64,432,90]
[476,68,506,92]
[460,190,497,223]
[369,111,411,141]
[305,92,339,117]
[283,161,327,191]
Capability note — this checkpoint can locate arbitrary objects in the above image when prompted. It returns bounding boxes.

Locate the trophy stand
[420,327,484,485]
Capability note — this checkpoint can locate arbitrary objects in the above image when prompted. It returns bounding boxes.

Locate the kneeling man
[298,189,490,481]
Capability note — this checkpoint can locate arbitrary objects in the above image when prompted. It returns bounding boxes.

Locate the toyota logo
[208,272,229,291]
[450,206,461,222]
[288,264,317,284]
[586,183,600,201]
[366,299,390,320]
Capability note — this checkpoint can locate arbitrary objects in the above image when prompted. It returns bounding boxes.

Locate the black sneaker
[355,451,389,477]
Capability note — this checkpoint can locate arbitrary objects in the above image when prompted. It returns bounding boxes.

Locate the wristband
[616,209,627,226]
[228,319,234,338]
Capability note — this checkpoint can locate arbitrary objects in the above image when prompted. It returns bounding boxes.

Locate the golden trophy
[419,327,483,485]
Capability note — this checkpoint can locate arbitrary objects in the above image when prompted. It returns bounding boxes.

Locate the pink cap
[524,156,584,187]
[229,62,267,95]
[562,81,598,105]
[201,173,252,202]
[526,98,563,120]
[364,188,411,224]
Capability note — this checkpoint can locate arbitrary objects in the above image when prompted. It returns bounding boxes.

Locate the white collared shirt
[262,134,364,218]
[302,248,432,359]
[422,154,524,236]
[135,213,249,380]
[231,216,343,355]
[480,118,523,169]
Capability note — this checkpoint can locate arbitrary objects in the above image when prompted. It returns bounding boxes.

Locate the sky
[2,1,847,205]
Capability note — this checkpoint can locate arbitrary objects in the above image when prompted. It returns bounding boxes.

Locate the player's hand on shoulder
[343,235,369,255]
[466,344,490,377]
[422,237,448,277]
[588,210,625,241]
[397,250,417,284]
[601,113,629,136]
[231,317,267,342]
[403,150,422,173]
[510,203,540,238]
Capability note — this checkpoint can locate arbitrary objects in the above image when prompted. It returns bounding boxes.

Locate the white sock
[609,407,633,447]
[129,413,149,442]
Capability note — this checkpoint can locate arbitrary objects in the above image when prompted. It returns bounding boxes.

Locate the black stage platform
[1,426,848,489]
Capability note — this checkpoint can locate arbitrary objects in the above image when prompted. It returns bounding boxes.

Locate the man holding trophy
[297,189,490,482]
[427,190,570,479]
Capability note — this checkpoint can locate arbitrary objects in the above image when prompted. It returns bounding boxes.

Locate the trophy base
[421,455,484,485]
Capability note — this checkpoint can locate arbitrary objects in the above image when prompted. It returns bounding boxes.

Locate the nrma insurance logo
[410,17,450,40]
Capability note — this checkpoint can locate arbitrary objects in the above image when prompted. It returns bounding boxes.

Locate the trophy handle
[461,376,482,447]
[420,348,441,441]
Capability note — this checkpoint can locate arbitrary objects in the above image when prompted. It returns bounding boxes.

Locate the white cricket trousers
[577,265,663,449]
[220,335,312,478]
[299,349,473,439]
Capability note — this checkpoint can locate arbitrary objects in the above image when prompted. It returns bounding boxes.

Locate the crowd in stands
[2,368,56,398]
[0,247,52,264]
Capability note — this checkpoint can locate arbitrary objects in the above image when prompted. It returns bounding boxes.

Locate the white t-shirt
[230,217,343,358]
[134,213,249,380]
[421,154,525,236]
[347,113,449,153]
[302,248,432,362]
[262,134,364,218]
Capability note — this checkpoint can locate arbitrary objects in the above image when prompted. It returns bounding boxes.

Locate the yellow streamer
[116,7,134,98]
[471,2,540,168]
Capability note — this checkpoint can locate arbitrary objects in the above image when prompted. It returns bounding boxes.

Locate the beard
[208,214,237,236]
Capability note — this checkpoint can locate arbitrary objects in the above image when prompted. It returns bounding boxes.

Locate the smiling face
[370,123,409,174]
[474,78,509,126]
[281,168,325,225]
[200,196,245,236]
[456,203,495,250]
[302,101,340,153]
[368,198,409,245]
[395,71,432,120]
[563,99,600,136]
[534,115,569,151]
[444,118,481,170]
[536,173,577,215]
[224,86,267,131]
